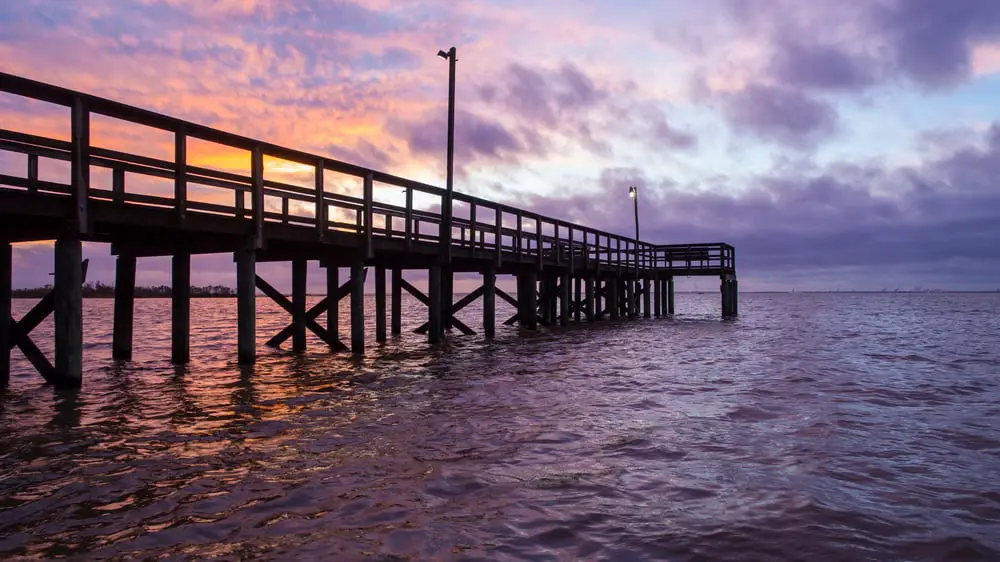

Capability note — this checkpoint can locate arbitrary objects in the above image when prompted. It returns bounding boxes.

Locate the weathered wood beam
[350,261,365,354]
[236,248,255,364]
[54,235,83,386]
[391,268,402,335]
[172,253,190,363]
[112,255,136,360]
[292,259,307,351]
[0,242,9,385]
[375,265,386,342]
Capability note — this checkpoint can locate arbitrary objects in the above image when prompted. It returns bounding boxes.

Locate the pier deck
[0,72,737,387]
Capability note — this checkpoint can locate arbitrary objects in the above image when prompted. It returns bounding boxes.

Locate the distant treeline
[12,282,236,298]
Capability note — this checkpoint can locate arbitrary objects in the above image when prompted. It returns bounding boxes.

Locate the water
[1,293,999,560]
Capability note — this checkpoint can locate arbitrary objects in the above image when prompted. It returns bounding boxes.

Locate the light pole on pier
[628,185,639,272]
[437,46,457,262]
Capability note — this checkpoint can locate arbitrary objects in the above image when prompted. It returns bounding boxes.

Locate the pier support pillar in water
[350,261,365,354]
[668,276,675,315]
[236,248,256,365]
[518,270,538,330]
[643,276,652,318]
[585,276,596,322]
[721,275,738,318]
[54,235,83,386]
[112,254,136,360]
[391,268,402,336]
[326,266,340,348]
[625,277,634,318]
[442,268,453,331]
[428,265,442,343]
[483,268,496,338]
[609,277,620,320]
[733,279,739,316]
[292,259,307,351]
[1,241,10,385]
[171,253,190,363]
[375,265,387,343]
[560,272,570,327]
[574,277,582,322]
[653,273,661,318]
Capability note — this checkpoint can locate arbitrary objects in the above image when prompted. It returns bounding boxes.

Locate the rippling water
[1,292,999,560]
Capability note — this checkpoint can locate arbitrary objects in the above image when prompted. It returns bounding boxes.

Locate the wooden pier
[0,72,738,388]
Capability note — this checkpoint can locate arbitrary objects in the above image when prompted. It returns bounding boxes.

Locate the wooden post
[363,173,374,258]
[429,265,442,343]
[375,265,387,343]
[391,268,402,336]
[594,277,603,320]
[560,272,570,327]
[54,235,83,386]
[251,145,264,248]
[733,279,739,316]
[236,248,256,364]
[351,261,365,354]
[171,253,190,363]
[443,268,453,331]
[292,259,307,351]
[585,276,595,322]
[27,155,38,194]
[112,254,136,360]
[643,276,652,318]
[70,98,90,234]
[174,125,187,222]
[523,270,538,330]
[609,277,620,320]
[0,242,10,385]
[327,266,340,348]
[624,277,633,319]
[668,276,675,315]
[653,272,661,318]
[316,160,327,240]
[574,276,582,322]
[483,268,496,338]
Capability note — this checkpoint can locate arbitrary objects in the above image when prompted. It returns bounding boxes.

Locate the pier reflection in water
[2,293,999,560]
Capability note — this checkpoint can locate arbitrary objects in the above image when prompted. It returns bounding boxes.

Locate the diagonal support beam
[414,286,486,334]
[400,278,430,306]
[256,275,339,349]
[495,287,518,308]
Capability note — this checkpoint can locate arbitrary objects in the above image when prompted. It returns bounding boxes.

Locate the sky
[2,0,1000,292]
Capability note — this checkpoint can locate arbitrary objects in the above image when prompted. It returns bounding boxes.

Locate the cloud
[722,84,838,146]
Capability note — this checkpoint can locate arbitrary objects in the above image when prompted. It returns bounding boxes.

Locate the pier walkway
[0,72,737,387]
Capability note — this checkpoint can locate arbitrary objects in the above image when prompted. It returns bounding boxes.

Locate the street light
[628,186,639,272]
[437,46,457,261]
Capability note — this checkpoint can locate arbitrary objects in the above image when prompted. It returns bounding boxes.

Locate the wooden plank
[400,278,430,307]
[112,255,135,360]
[452,286,484,313]
[495,287,518,308]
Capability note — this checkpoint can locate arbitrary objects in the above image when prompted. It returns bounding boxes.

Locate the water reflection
[0,294,999,559]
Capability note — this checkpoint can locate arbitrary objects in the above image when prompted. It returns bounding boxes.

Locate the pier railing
[0,72,734,275]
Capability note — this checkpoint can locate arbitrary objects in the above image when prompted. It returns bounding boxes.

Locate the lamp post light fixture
[437,46,457,261]
[628,185,639,273]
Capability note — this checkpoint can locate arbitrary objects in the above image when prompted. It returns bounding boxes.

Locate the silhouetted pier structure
[0,73,738,388]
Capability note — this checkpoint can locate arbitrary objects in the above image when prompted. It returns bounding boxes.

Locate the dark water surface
[2,293,999,560]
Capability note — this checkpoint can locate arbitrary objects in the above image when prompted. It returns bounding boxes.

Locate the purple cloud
[722,84,838,146]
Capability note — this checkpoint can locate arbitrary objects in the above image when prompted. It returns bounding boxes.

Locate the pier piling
[350,261,365,354]
[1,242,10,385]
[391,268,402,336]
[171,253,190,363]
[112,255,135,360]
[54,235,83,386]
[483,269,496,338]
[236,248,256,365]
[375,265,386,343]
[292,259,307,351]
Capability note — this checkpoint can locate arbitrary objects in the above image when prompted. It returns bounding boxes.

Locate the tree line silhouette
[12,282,236,298]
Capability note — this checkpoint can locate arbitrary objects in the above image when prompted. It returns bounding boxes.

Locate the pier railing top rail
[0,71,733,274]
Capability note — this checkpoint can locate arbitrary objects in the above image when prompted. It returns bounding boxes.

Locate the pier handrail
[0,71,734,274]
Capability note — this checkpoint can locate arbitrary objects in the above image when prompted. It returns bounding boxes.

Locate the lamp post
[628,185,639,272]
[437,46,457,261]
